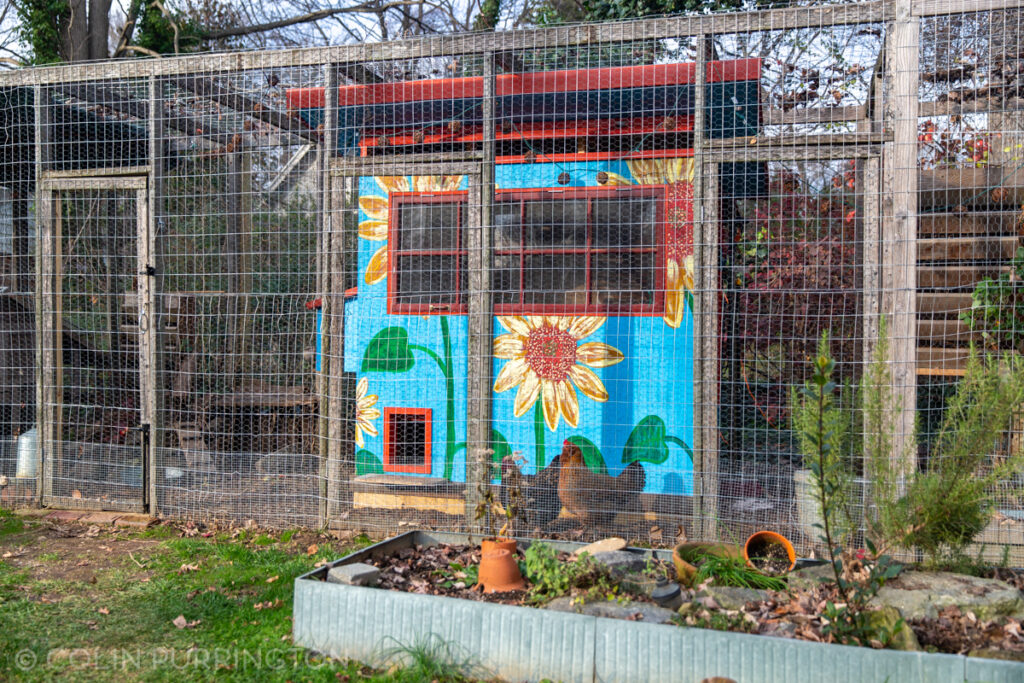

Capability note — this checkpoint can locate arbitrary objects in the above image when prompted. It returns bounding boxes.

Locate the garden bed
[294,530,1024,683]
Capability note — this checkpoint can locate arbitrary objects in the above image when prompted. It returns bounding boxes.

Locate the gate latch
[141,265,157,277]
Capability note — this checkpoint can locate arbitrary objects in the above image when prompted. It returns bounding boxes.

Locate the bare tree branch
[197,0,421,40]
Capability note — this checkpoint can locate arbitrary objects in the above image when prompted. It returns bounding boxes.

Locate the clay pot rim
[743,530,797,575]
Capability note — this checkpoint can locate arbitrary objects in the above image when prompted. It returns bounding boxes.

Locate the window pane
[494,202,520,251]
[394,254,458,306]
[396,203,459,251]
[590,252,656,309]
[523,199,588,248]
[493,253,520,305]
[592,196,657,247]
[522,254,587,306]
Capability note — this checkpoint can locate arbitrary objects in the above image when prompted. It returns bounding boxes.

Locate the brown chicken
[557,440,646,527]
[500,453,562,531]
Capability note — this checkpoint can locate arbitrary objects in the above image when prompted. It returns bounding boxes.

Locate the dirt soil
[362,541,1024,655]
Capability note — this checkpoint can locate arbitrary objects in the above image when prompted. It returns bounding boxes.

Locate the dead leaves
[306,544,319,556]
[178,563,200,574]
[83,525,101,538]
[172,614,201,629]
[254,599,283,611]
[911,606,1024,654]
[266,575,279,584]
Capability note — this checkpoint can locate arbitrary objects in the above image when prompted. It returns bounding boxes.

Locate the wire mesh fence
[0,0,1022,561]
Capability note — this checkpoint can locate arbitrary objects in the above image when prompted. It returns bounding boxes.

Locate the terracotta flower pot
[743,531,796,576]
[477,538,526,593]
[672,542,743,587]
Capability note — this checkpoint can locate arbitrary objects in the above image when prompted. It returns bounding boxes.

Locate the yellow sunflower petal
[357,419,379,437]
[355,427,364,448]
[441,175,464,191]
[666,259,681,290]
[356,377,368,399]
[412,176,438,192]
[497,316,532,336]
[556,380,579,428]
[358,220,388,241]
[494,357,530,393]
[664,289,684,328]
[365,245,388,285]
[361,408,381,421]
[567,316,606,340]
[596,171,634,186]
[569,364,609,402]
[358,195,389,221]
[680,158,696,182]
[541,379,560,431]
[664,158,685,184]
[358,393,379,410]
[376,176,410,194]
[576,341,625,368]
[513,372,542,417]
[493,333,525,360]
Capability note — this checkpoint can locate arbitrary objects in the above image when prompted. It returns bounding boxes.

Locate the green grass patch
[0,519,474,682]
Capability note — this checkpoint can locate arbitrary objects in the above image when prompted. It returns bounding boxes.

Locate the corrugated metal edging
[592,618,968,683]
[965,657,1024,683]
[296,577,1024,683]
[293,579,596,682]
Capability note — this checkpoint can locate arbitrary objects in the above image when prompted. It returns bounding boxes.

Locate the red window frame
[382,407,432,474]
[386,185,668,317]
[387,191,466,316]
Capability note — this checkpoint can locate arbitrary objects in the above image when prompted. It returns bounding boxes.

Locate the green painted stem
[534,401,546,470]
[665,435,695,464]
[407,319,456,480]
[441,317,456,481]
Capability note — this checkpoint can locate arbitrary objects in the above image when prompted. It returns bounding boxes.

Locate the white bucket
[15,428,38,479]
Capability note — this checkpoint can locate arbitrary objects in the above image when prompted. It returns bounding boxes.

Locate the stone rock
[695,586,771,611]
[590,550,648,575]
[787,562,835,592]
[759,621,798,639]
[865,606,920,651]
[619,572,660,597]
[575,537,627,557]
[544,597,677,624]
[326,562,380,587]
[872,571,1024,621]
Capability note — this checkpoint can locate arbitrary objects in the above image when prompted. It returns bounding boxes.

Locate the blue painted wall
[344,160,695,495]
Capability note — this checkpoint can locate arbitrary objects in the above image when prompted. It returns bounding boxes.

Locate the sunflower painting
[358,175,464,284]
[492,315,624,431]
[597,158,696,328]
[354,377,381,448]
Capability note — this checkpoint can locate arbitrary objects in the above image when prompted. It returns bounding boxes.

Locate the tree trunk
[62,0,89,62]
[989,9,1024,169]
[88,0,112,60]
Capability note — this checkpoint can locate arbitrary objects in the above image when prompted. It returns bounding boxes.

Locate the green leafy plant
[961,247,1024,354]
[866,341,1024,565]
[795,333,904,647]
[521,542,618,605]
[692,553,786,591]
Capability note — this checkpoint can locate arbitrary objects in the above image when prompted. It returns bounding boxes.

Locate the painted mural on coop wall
[343,158,696,496]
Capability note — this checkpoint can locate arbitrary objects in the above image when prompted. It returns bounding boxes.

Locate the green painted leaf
[355,449,384,476]
[567,435,608,475]
[361,327,415,373]
[622,415,670,465]
[491,429,512,463]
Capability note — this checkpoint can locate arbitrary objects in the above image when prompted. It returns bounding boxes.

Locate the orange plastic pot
[477,538,526,593]
[743,531,796,576]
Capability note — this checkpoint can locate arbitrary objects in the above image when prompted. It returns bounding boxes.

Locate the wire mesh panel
[153,65,323,528]
[42,185,145,511]
[0,1,1023,562]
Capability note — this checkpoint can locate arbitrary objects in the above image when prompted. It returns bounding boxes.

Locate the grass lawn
[0,508,490,682]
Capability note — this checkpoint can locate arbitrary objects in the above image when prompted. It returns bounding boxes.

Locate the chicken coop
[2,0,1024,559]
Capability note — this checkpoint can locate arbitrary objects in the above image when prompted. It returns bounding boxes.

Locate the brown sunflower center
[523,326,577,381]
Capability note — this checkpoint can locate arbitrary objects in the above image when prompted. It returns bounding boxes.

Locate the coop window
[494,186,665,315]
[382,408,432,474]
[388,194,467,315]
[387,186,666,316]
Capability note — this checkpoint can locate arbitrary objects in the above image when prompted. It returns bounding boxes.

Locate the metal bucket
[15,428,38,479]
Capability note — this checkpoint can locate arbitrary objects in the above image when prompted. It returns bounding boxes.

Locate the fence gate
[39,176,152,512]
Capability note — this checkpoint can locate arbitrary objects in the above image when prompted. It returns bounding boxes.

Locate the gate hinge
[141,265,157,277]
[131,423,151,437]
